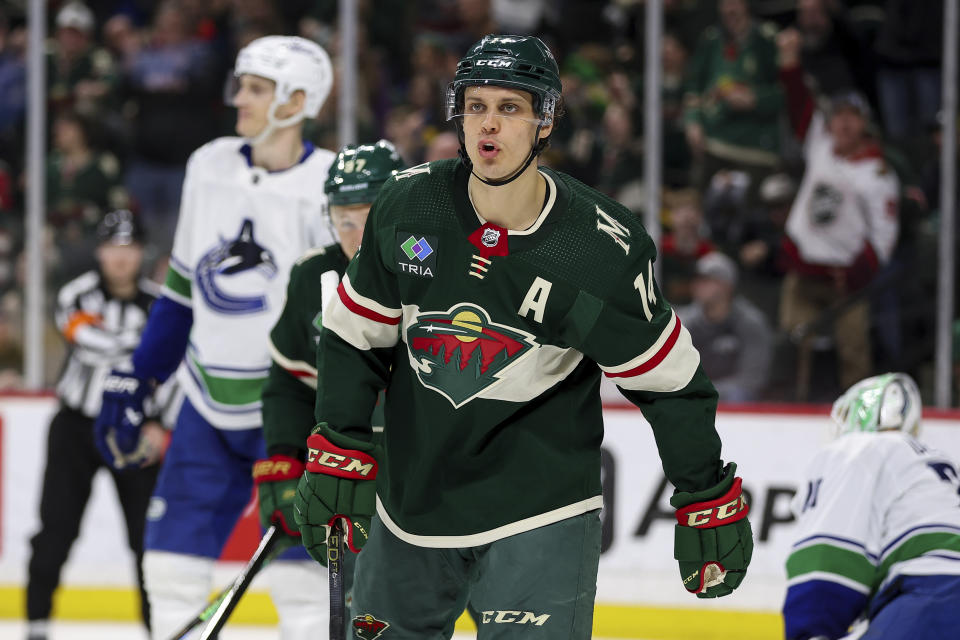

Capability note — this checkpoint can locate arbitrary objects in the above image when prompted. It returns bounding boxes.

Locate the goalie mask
[446,34,562,186]
[830,372,922,438]
[233,36,333,144]
[324,140,404,207]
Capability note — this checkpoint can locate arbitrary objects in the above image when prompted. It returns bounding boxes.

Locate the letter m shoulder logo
[595,205,631,255]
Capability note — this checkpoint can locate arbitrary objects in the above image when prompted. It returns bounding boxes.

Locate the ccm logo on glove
[306,434,378,480]
[676,477,749,528]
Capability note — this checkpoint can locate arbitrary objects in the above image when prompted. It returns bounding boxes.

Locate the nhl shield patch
[353,613,390,639]
[406,303,537,407]
[397,232,437,278]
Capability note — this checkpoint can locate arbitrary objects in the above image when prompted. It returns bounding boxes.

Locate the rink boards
[2,396,959,639]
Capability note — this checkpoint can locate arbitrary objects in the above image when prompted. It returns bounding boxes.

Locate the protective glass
[224,74,241,107]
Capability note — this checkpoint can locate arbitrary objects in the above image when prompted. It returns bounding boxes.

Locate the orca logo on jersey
[196,218,279,314]
[352,614,389,639]
[406,304,537,407]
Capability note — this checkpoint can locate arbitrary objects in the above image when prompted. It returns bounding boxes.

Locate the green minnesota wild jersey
[317,158,723,547]
[262,243,348,452]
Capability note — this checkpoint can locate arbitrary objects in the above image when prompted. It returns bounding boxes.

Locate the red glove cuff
[675,477,749,528]
[328,515,368,553]
[305,434,378,481]
[252,455,305,484]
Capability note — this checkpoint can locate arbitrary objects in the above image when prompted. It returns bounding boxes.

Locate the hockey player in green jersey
[295,34,754,638]
[255,139,403,550]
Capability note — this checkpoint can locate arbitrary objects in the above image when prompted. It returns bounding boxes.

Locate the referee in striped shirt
[25,210,181,640]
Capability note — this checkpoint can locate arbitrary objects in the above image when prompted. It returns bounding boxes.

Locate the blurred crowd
[0,0,956,402]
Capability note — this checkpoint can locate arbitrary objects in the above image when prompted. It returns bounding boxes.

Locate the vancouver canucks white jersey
[163,137,335,428]
[786,432,960,606]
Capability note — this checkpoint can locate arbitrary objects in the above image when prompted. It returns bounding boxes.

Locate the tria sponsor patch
[397,233,437,278]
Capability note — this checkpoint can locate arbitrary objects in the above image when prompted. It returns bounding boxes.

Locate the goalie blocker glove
[253,455,305,551]
[293,424,379,565]
[94,369,152,470]
[671,462,753,598]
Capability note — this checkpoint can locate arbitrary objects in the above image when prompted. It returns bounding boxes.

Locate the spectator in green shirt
[684,0,784,202]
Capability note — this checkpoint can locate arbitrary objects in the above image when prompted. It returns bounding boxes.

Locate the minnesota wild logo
[407,304,536,407]
[352,613,389,639]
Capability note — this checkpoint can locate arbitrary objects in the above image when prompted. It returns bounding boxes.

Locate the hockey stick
[328,519,347,640]
[167,525,281,640]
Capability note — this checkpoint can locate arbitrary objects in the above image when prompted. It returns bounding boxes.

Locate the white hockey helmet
[234,36,333,141]
[830,372,922,438]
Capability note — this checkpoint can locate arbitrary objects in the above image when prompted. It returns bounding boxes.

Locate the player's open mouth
[478,140,500,159]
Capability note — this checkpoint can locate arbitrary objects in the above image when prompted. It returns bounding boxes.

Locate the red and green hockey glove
[293,424,379,566]
[671,462,753,598]
[253,455,305,550]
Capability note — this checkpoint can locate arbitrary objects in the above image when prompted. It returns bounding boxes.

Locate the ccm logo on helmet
[475,59,514,68]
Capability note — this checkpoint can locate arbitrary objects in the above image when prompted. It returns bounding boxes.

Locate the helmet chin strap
[457,122,547,187]
[246,96,305,146]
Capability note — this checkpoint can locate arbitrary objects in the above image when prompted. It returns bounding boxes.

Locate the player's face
[461,86,551,181]
[330,203,371,260]
[97,244,144,288]
[233,74,276,138]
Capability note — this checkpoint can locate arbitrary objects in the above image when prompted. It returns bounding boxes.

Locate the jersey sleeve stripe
[785,571,873,596]
[268,340,317,389]
[880,524,960,557]
[169,254,193,276]
[600,311,680,375]
[604,312,682,378]
[337,277,402,326]
[63,311,102,343]
[792,533,877,561]
[786,543,876,588]
[599,311,700,392]
[162,262,193,306]
[323,278,401,351]
[879,531,960,575]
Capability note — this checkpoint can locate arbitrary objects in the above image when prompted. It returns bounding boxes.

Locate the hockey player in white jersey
[783,373,960,639]
[94,36,337,639]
